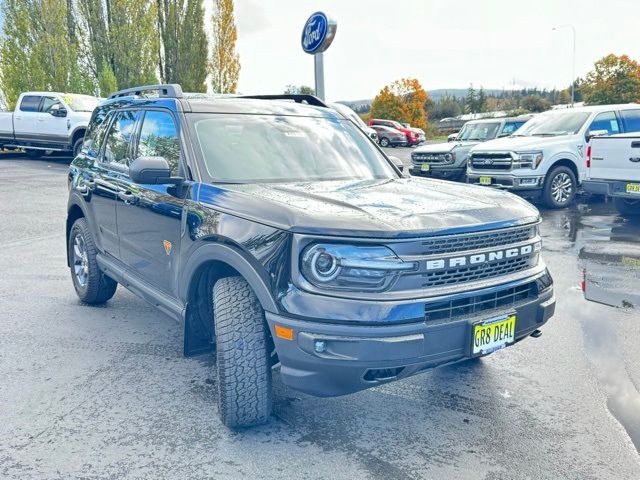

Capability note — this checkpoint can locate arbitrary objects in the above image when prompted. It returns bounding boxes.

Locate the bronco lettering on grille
[424,244,534,272]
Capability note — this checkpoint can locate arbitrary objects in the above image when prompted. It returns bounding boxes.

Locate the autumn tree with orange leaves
[581,54,640,105]
[370,78,429,130]
[210,0,241,93]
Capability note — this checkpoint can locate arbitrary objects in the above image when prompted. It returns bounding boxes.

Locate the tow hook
[530,329,542,338]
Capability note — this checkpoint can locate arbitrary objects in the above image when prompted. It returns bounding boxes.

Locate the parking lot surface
[1,154,639,479]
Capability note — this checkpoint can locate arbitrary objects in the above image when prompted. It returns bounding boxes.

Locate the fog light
[314,340,326,353]
[519,177,539,186]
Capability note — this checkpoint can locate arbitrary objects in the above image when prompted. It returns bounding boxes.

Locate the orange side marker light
[274,324,294,341]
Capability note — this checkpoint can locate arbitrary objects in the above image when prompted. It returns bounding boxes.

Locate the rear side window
[102,110,140,166]
[19,95,41,112]
[136,110,181,176]
[501,122,524,135]
[83,106,113,158]
[588,111,620,135]
[620,109,640,133]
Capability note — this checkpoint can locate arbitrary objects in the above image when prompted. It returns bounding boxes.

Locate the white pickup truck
[467,104,640,208]
[583,134,640,216]
[0,92,100,158]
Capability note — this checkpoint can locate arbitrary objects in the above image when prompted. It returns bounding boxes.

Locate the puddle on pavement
[541,198,640,451]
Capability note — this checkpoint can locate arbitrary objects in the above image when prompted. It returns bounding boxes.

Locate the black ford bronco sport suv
[67,84,555,428]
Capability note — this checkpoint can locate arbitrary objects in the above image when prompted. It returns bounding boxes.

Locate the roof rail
[238,94,328,108]
[108,84,183,100]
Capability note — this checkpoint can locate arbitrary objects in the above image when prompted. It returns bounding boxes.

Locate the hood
[413,141,479,154]
[197,178,539,239]
[472,134,578,153]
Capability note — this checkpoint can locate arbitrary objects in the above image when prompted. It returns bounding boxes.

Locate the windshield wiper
[531,133,558,137]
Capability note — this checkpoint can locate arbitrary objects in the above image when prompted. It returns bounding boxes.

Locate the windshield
[516,111,591,136]
[457,122,501,141]
[63,95,100,112]
[190,114,398,183]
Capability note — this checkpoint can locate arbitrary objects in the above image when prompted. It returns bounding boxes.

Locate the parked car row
[411,104,640,213]
[369,118,425,146]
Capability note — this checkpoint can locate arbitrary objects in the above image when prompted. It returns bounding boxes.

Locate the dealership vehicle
[330,102,378,142]
[583,133,640,216]
[401,122,426,143]
[67,84,555,428]
[371,125,408,147]
[411,116,532,182]
[467,105,640,208]
[369,118,421,145]
[0,91,99,158]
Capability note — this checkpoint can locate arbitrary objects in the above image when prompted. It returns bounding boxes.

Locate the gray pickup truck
[410,115,533,182]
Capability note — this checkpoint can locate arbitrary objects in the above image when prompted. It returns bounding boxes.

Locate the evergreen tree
[210,0,240,93]
[158,0,208,92]
[465,84,477,114]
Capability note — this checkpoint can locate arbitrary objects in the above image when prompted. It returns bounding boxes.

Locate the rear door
[590,135,640,182]
[116,109,184,296]
[13,95,41,144]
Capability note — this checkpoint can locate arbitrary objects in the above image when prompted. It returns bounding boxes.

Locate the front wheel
[213,276,272,428]
[614,197,640,217]
[69,218,117,304]
[379,137,390,147]
[73,138,84,157]
[543,166,576,209]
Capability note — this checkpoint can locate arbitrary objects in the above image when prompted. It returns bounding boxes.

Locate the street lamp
[552,24,576,107]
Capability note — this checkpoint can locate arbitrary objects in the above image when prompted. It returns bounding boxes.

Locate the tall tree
[157,0,208,92]
[78,0,159,96]
[0,0,91,108]
[464,84,477,113]
[370,78,429,129]
[580,54,640,105]
[210,0,240,94]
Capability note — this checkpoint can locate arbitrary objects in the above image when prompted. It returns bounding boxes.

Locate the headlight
[300,244,417,292]
[444,152,456,163]
[514,151,543,169]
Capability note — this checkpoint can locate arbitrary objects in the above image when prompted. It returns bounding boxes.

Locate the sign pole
[314,52,325,101]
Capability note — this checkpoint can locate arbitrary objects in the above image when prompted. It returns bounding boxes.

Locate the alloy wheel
[551,172,573,204]
[73,233,89,287]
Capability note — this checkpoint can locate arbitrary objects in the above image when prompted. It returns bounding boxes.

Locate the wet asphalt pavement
[1,153,639,479]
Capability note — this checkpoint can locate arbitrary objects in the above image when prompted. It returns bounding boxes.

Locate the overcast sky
[233,0,640,102]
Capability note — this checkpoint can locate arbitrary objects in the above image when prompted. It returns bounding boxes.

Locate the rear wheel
[380,137,390,147]
[543,166,576,209]
[614,197,640,216]
[68,218,117,304]
[213,276,272,428]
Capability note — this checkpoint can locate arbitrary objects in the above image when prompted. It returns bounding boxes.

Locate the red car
[368,118,420,145]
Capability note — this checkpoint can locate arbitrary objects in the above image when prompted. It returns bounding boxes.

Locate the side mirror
[129,156,182,184]
[388,155,404,172]
[448,133,458,142]
[50,105,67,117]
[586,129,609,141]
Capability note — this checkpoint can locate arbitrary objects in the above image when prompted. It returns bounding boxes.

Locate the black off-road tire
[213,276,272,428]
[380,137,390,147]
[614,197,640,217]
[69,218,117,304]
[542,166,576,209]
[73,138,84,157]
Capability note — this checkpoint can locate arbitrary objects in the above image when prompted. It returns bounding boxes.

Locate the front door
[38,96,71,147]
[116,109,184,296]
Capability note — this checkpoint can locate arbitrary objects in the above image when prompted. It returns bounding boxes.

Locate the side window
[501,122,522,135]
[136,110,181,176]
[588,111,620,135]
[83,107,113,158]
[19,95,41,112]
[620,109,640,133]
[40,96,62,114]
[102,110,140,166]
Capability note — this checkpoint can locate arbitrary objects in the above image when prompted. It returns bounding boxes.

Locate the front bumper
[467,172,545,195]
[583,179,640,199]
[410,165,465,180]
[267,279,555,397]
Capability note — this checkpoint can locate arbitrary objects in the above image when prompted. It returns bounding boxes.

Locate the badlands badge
[163,240,172,256]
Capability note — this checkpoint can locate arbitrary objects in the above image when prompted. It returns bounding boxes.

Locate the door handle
[630,157,640,163]
[118,191,137,205]
[631,141,640,148]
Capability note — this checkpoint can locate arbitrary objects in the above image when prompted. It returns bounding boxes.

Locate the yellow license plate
[479,176,492,185]
[626,183,640,194]
[421,164,430,172]
[472,314,516,355]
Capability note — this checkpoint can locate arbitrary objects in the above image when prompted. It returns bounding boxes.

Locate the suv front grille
[419,256,532,288]
[419,225,535,255]
[471,152,512,170]
[424,282,534,324]
[412,153,448,164]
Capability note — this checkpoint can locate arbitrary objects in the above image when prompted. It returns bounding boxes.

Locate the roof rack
[108,84,183,100]
[238,94,328,108]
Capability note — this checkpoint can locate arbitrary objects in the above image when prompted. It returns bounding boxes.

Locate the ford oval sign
[301,12,337,55]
